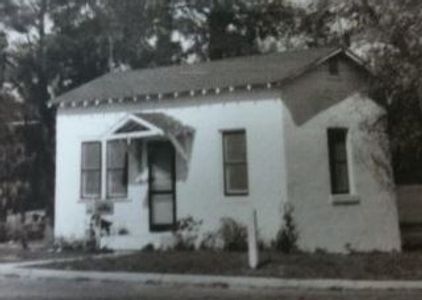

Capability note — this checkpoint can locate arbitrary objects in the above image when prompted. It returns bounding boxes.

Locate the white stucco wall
[54,91,288,249]
[282,93,401,253]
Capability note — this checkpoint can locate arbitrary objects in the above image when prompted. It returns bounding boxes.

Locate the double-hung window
[327,128,350,194]
[222,130,249,195]
[106,140,129,198]
[81,142,101,199]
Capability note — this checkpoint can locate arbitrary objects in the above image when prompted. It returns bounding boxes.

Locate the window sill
[330,194,360,206]
[78,198,100,203]
[107,197,131,203]
[79,198,131,203]
[225,192,249,197]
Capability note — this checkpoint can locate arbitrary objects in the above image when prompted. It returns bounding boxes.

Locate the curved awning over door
[104,112,194,160]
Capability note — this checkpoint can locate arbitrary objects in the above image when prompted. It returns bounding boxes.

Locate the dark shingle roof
[51,47,340,106]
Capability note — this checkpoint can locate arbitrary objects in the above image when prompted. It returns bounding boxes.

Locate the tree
[329,0,422,183]
[171,0,321,61]
[4,0,54,217]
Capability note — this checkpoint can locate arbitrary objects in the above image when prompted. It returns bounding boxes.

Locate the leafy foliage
[173,215,203,251]
[317,0,422,182]
[274,203,298,254]
[218,217,247,252]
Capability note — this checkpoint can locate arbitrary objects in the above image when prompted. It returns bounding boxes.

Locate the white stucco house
[50,47,401,253]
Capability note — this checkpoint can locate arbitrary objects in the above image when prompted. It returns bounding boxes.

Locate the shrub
[173,216,203,251]
[141,243,155,252]
[274,203,298,254]
[54,238,86,252]
[0,223,8,242]
[199,231,224,250]
[118,227,129,235]
[218,218,247,252]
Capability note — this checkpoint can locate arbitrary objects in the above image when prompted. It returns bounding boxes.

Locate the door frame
[147,140,177,232]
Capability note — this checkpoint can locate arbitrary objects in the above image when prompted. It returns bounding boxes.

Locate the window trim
[80,141,102,200]
[106,139,129,199]
[222,129,249,196]
[327,127,350,195]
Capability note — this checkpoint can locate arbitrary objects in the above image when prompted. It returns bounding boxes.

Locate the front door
[148,141,176,231]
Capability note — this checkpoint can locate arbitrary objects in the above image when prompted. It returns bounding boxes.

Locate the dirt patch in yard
[40,250,422,280]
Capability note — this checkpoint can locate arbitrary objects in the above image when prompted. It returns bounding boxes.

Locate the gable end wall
[280,57,401,253]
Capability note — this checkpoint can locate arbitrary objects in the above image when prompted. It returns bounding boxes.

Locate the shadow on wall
[176,132,195,183]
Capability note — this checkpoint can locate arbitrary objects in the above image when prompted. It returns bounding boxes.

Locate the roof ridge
[114,46,339,75]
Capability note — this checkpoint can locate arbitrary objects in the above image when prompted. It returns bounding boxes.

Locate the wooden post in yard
[248,209,259,269]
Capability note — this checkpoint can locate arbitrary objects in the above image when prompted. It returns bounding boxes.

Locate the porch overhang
[104,112,194,160]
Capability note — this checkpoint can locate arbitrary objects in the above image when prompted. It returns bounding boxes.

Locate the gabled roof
[50,47,367,108]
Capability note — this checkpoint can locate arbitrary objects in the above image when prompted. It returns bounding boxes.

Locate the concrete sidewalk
[2,259,422,291]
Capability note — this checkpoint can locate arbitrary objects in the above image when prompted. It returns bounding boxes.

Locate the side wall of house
[54,91,288,248]
[281,57,401,253]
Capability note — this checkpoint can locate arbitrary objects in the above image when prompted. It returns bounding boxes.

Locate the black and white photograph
[0,0,421,299]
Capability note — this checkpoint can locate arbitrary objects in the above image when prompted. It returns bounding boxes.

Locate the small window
[106,140,129,198]
[328,56,339,75]
[327,128,350,194]
[81,142,101,199]
[222,130,248,195]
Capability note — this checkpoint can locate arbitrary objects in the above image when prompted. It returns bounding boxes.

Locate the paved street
[0,277,422,300]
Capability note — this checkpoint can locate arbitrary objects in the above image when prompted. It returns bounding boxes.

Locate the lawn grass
[41,250,422,280]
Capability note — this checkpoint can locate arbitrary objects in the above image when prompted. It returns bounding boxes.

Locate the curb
[3,266,422,291]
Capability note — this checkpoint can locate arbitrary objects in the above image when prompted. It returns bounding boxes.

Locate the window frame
[222,129,249,196]
[80,141,102,200]
[106,139,129,199]
[327,128,350,195]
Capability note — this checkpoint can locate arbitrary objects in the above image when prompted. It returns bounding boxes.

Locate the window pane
[107,140,127,169]
[225,164,248,193]
[107,170,127,196]
[328,128,350,194]
[224,132,246,162]
[334,141,347,161]
[82,170,101,197]
[334,163,350,193]
[151,194,174,225]
[82,143,101,169]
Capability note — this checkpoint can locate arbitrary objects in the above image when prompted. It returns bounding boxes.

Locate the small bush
[141,243,155,252]
[274,203,298,254]
[199,231,223,250]
[0,223,8,242]
[218,218,247,252]
[118,227,129,235]
[173,216,203,251]
[54,238,86,252]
